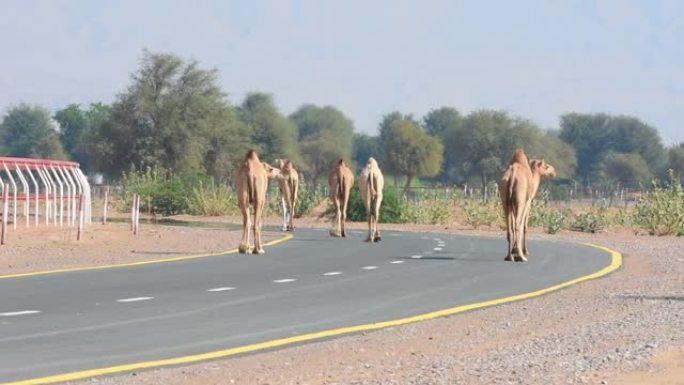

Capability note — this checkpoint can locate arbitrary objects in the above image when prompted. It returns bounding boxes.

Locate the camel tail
[337,167,344,198]
[249,175,257,206]
[368,172,376,197]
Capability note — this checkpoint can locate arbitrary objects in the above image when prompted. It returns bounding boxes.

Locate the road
[0,228,616,384]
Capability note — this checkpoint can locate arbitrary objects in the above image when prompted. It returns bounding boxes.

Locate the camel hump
[245,149,260,161]
[367,157,378,168]
[509,149,529,165]
[337,158,346,166]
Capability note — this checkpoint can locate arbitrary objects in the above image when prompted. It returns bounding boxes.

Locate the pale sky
[1,0,683,144]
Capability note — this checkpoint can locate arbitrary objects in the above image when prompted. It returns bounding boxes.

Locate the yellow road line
[2,242,622,385]
[0,234,294,280]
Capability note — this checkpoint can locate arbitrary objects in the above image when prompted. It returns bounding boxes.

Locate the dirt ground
[2,214,684,384]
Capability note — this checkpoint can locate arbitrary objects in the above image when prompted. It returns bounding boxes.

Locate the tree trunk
[404,174,414,194]
[481,174,488,203]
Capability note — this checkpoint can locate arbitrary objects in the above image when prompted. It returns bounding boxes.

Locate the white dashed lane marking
[433,247,443,251]
[362,266,379,270]
[273,279,297,283]
[207,287,236,292]
[390,260,405,264]
[0,310,41,317]
[116,297,154,303]
[411,255,423,259]
[323,272,342,276]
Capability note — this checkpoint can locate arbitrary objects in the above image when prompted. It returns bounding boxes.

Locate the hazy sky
[1,0,683,144]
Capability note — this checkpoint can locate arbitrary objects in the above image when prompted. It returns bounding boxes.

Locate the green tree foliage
[92,50,247,178]
[54,103,111,174]
[423,107,463,181]
[291,104,355,185]
[384,118,443,190]
[352,133,383,169]
[600,152,651,185]
[239,92,300,165]
[668,143,684,179]
[0,104,66,159]
[378,111,417,144]
[443,110,575,195]
[559,113,666,184]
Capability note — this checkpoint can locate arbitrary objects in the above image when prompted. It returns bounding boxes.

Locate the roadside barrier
[0,157,92,242]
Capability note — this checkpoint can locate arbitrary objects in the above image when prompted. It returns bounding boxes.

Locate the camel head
[262,162,283,179]
[531,159,556,179]
[274,158,286,169]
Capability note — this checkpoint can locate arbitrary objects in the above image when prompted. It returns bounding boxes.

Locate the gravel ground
[3,214,683,384]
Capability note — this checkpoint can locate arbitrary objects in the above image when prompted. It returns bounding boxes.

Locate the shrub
[633,171,684,236]
[186,180,239,216]
[529,190,569,234]
[460,198,502,229]
[570,200,609,233]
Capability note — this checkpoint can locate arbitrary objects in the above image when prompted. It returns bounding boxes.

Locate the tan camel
[274,159,299,231]
[359,157,384,242]
[328,158,354,238]
[499,149,556,262]
[236,150,281,254]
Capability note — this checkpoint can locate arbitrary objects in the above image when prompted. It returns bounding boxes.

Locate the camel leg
[287,196,295,232]
[373,195,382,242]
[513,202,528,262]
[521,199,533,257]
[239,205,250,254]
[253,200,265,254]
[364,192,372,242]
[341,194,349,238]
[330,197,342,237]
[505,207,514,261]
[280,196,288,231]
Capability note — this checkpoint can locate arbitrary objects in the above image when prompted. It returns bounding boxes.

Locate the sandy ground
[2,214,684,384]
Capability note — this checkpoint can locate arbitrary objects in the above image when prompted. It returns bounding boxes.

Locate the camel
[274,159,299,231]
[328,158,354,238]
[236,150,281,254]
[499,149,556,262]
[359,157,384,242]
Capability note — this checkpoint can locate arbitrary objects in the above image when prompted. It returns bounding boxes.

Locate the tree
[378,111,416,144]
[0,104,66,159]
[239,92,300,164]
[92,50,245,178]
[668,143,684,179]
[54,103,111,174]
[290,104,355,186]
[423,107,462,139]
[384,118,443,191]
[559,113,666,184]
[443,110,576,197]
[600,152,650,186]
[352,133,383,169]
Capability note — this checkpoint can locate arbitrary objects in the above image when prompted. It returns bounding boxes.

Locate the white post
[134,194,140,235]
[77,193,84,241]
[56,167,73,226]
[49,167,64,226]
[15,165,30,227]
[42,166,58,225]
[60,167,78,226]
[1,187,8,245]
[103,185,109,224]
[3,163,18,230]
[131,193,136,232]
[37,168,52,225]
[74,169,92,224]
[25,166,39,226]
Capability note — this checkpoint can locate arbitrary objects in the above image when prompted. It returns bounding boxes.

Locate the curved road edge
[0,234,294,280]
[2,241,622,385]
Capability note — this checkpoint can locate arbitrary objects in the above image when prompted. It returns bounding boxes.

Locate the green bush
[323,182,405,223]
[529,190,569,234]
[186,180,238,216]
[460,198,502,229]
[120,166,211,216]
[570,200,609,233]
[633,171,684,236]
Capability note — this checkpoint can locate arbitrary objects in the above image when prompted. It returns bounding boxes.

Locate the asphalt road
[0,228,614,383]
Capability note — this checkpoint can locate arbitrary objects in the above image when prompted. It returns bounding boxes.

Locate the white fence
[0,157,92,232]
